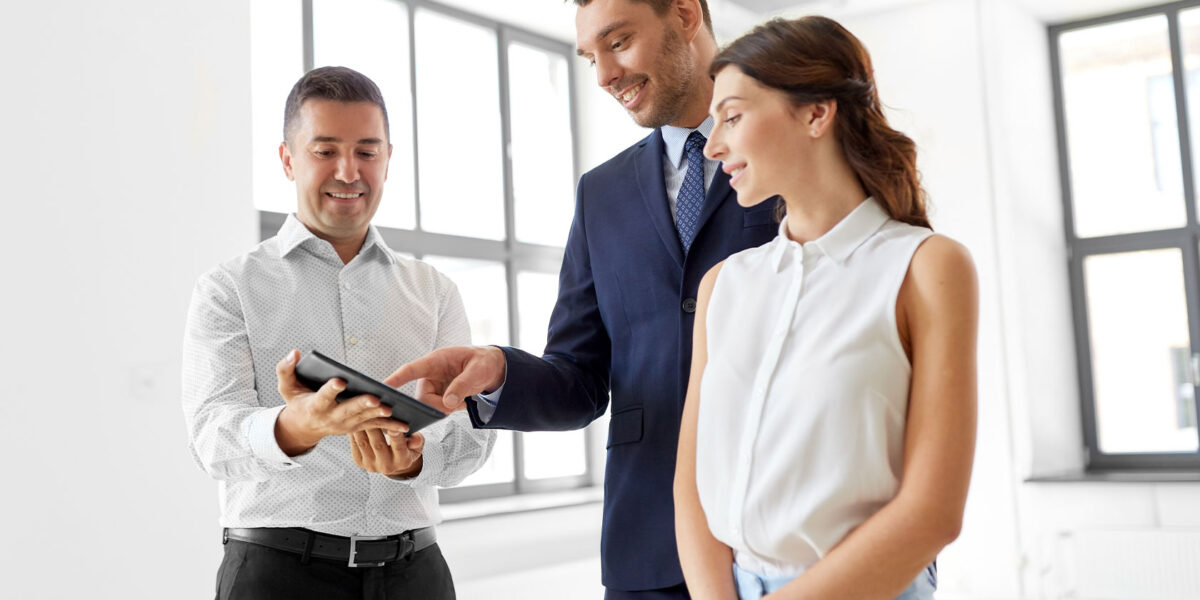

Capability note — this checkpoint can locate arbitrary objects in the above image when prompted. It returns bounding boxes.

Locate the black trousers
[605,582,690,600]
[216,539,455,600]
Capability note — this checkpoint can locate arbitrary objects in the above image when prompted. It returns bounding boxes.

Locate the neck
[671,78,714,129]
[780,151,867,244]
[297,215,367,265]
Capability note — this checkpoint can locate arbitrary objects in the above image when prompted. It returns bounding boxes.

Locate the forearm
[485,347,610,431]
[675,482,737,599]
[769,497,957,600]
[185,400,296,482]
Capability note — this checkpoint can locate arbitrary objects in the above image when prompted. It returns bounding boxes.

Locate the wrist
[386,455,423,480]
[275,407,320,456]
[483,346,507,393]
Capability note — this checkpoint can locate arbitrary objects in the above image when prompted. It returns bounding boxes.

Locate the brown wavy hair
[710,17,929,228]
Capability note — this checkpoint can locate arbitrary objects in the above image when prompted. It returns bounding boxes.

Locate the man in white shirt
[182,66,494,599]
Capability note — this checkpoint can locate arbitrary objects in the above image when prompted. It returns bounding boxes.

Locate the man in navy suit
[360,1,777,597]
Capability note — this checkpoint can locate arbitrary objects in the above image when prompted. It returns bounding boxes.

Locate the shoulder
[386,252,459,296]
[699,259,726,296]
[194,238,278,295]
[903,234,979,319]
[909,234,976,285]
[579,130,658,182]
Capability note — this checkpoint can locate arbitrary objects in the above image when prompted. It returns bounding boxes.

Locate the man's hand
[350,429,424,479]
[275,350,406,456]
[383,346,507,413]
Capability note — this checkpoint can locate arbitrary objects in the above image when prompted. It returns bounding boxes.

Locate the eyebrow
[311,136,385,145]
[576,19,632,56]
[713,96,745,112]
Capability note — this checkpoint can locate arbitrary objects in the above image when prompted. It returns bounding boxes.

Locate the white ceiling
[438,0,1181,48]
[721,0,1170,24]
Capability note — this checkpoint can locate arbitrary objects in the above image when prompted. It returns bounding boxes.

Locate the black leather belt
[223,526,437,568]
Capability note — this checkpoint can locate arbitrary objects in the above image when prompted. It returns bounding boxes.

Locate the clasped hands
[274,350,424,479]
[274,346,506,479]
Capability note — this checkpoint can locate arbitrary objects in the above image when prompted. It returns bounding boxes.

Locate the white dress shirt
[660,116,718,222]
[182,214,495,536]
[695,198,933,575]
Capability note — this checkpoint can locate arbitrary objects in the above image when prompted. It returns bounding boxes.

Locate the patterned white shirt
[182,214,495,536]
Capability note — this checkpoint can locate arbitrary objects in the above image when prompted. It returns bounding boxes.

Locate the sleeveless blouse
[696,197,933,575]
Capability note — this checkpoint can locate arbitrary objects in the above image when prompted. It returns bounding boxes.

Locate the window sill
[440,486,603,522]
[1026,470,1200,484]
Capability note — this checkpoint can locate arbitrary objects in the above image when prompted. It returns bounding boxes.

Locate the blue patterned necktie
[676,131,707,253]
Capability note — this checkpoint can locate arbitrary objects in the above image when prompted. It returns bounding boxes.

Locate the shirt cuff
[246,405,305,470]
[472,382,502,423]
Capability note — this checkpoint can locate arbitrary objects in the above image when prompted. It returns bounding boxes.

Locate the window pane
[509,42,575,247]
[1177,8,1200,223]
[523,429,587,480]
[415,10,505,240]
[1084,249,1196,453]
[1060,16,1187,237]
[516,270,557,355]
[516,270,587,480]
[420,256,509,346]
[312,0,416,230]
[251,0,302,215]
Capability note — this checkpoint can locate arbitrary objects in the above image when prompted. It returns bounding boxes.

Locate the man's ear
[675,0,704,44]
[279,141,296,181]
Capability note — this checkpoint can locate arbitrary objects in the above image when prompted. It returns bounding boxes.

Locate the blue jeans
[732,562,937,600]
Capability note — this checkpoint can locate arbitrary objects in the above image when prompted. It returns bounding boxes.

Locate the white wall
[0,1,254,597]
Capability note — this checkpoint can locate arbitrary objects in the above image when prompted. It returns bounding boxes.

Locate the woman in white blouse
[674,16,978,600]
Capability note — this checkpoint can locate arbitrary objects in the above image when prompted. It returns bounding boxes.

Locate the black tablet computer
[294,350,445,434]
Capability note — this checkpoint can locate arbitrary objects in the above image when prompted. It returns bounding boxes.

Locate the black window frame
[1050,0,1200,470]
[258,0,599,501]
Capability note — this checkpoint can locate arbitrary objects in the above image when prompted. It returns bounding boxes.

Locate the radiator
[1051,528,1200,599]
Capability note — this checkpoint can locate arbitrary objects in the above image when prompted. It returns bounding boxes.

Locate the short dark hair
[569,0,712,34]
[282,66,389,144]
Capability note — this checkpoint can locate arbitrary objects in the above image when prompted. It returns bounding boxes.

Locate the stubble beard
[628,28,696,129]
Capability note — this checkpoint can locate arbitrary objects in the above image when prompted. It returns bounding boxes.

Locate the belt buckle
[348,535,387,568]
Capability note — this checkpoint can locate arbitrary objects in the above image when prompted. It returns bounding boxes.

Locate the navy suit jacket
[467,129,777,591]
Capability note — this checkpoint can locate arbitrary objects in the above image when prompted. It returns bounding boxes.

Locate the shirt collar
[661,116,715,169]
[277,213,396,265]
[769,197,890,271]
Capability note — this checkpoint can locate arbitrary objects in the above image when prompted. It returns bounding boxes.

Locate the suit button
[682,298,697,313]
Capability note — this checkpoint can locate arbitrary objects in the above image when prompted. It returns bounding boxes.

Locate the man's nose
[595,54,621,91]
[335,155,360,183]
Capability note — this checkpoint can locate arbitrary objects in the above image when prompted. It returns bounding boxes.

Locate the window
[252,0,595,499]
[1051,1,1200,469]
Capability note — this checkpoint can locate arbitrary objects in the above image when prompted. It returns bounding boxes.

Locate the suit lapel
[695,167,735,240]
[633,130,685,269]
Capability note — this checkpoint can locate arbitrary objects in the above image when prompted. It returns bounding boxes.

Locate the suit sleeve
[468,173,612,432]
